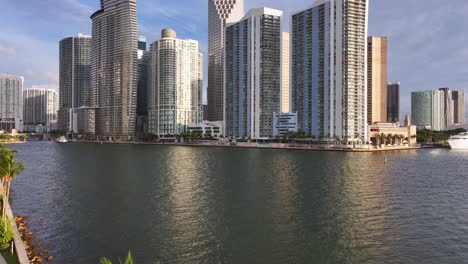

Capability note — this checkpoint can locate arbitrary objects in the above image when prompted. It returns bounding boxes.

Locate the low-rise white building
[368,115,417,146]
[187,121,223,138]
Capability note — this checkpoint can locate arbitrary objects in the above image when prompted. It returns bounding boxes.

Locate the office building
[367,36,387,124]
[136,35,149,135]
[282,32,290,113]
[292,0,369,141]
[23,88,58,132]
[273,112,298,137]
[225,8,282,139]
[452,90,465,124]
[207,0,244,121]
[58,33,91,133]
[147,29,203,135]
[0,73,23,132]
[387,82,400,122]
[203,105,208,121]
[91,0,138,137]
[439,88,453,128]
[412,89,447,131]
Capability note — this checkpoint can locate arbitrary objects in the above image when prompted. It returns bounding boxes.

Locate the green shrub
[0,218,13,250]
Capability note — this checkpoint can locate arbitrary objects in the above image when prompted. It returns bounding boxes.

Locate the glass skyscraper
[207,0,244,121]
[291,0,369,140]
[136,35,149,135]
[387,82,400,122]
[147,29,203,136]
[224,8,282,139]
[58,33,91,133]
[91,0,138,137]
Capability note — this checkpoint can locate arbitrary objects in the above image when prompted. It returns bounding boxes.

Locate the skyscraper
[91,0,138,137]
[451,90,465,124]
[147,29,203,136]
[282,32,290,113]
[207,0,244,121]
[387,82,400,122]
[411,89,446,131]
[58,33,91,133]
[225,8,282,139]
[367,36,387,124]
[0,73,23,132]
[23,88,58,131]
[292,0,369,140]
[439,88,453,128]
[136,35,149,134]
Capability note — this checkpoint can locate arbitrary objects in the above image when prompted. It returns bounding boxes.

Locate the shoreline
[64,140,431,153]
[5,202,30,264]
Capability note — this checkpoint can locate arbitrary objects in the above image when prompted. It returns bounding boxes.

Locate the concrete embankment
[69,140,424,152]
[6,202,30,264]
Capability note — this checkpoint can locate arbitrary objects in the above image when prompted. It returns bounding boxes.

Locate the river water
[7,141,468,263]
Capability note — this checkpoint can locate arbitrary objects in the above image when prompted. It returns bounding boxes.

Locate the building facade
[0,74,23,132]
[207,0,244,121]
[23,88,58,131]
[282,32,290,113]
[291,0,369,141]
[412,88,466,131]
[187,121,223,138]
[367,36,387,124]
[225,8,282,139]
[411,90,444,131]
[136,35,149,135]
[91,0,138,137]
[451,90,465,124]
[76,106,99,134]
[367,119,417,146]
[58,33,91,133]
[273,112,298,137]
[147,29,203,136]
[387,82,400,122]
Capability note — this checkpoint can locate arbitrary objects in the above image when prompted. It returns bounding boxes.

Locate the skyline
[1,0,468,121]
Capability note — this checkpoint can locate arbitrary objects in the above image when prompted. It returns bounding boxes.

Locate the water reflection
[6,143,468,263]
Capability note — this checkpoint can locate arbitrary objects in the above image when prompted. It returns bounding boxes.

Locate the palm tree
[100,252,134,264]
[0,150,24,225]
[379,133,387,146]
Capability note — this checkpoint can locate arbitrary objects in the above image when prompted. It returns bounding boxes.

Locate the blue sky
[1,0,468,118]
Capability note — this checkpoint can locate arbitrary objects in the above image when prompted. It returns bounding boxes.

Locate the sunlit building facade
[292,0,369,140]
[147,29,203,136]
[207,0,244,121]
[225,8,282,138]
[91,0,138,137]
[23,88,58,131]
[367,36,387,124]
[0,74,23,132]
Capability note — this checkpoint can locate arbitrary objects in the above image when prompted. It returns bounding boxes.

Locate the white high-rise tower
[292,0,369,141]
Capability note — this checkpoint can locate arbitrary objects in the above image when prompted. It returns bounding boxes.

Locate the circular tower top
[161,28,177,39]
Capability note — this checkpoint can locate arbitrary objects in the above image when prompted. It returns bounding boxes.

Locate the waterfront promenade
[68,139,424,152]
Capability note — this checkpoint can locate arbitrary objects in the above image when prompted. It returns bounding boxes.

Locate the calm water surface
[7,142,468,263]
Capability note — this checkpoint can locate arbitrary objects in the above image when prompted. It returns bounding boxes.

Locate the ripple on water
[6,143,468,263]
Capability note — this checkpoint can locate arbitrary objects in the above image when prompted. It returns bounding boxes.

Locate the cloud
[1,0,468,115]
[0,45,16,56]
